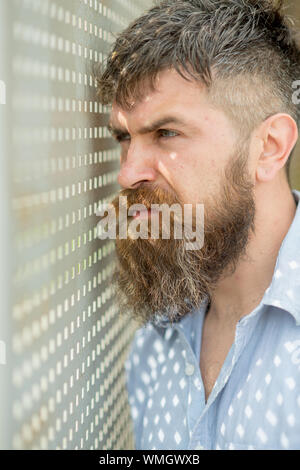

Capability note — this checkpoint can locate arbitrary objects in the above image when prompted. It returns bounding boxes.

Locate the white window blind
[0,0,148,450]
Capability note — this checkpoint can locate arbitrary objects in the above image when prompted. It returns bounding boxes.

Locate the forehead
[110,68,212,126]
[108,68,240,150]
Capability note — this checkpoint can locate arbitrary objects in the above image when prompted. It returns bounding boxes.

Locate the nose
[117,141,157,189]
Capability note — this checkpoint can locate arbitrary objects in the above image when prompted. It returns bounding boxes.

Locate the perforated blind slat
[0,0,148,450]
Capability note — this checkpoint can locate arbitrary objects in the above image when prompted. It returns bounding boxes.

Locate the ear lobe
[256,165,274,182]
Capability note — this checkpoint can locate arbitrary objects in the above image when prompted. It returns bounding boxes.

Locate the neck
[207,177,297,325]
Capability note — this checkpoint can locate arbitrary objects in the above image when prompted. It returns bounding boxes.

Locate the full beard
[109,143,256,327]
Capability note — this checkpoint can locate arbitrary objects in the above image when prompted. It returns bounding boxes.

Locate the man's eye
[115,129,178,142]
[158,129,178,138]
[116,134,131,143]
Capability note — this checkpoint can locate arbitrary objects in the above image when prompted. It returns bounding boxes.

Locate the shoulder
[125,322,171,382]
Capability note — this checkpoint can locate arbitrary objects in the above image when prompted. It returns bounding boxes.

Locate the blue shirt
[124,189,300,450]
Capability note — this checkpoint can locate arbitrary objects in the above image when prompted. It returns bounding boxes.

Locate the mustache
[110,183,183,213]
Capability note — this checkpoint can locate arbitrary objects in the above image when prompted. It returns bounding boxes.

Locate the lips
[133,209,151,219]
[130,208,160,219]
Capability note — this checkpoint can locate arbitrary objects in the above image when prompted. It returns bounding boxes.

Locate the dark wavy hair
[96,0,300,183]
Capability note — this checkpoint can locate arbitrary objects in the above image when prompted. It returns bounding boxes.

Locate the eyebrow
[107,115,192,139]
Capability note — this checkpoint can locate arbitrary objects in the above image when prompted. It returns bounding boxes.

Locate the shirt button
[185,362,195,376]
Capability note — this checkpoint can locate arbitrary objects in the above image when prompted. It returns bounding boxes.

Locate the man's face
[108,68,256,325]
[110,68,243,204]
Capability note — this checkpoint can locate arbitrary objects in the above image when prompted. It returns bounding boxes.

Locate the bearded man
[97,0,300,450]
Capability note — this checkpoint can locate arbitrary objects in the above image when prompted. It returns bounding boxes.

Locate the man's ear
[256,113,298,182]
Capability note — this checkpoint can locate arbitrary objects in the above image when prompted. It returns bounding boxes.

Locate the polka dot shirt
[124,189,300,450]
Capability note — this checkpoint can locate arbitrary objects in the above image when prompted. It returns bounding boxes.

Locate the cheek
[157,159,198,202]
[159,147,198,173]
[157,146,220,202]
[157,157,192,193]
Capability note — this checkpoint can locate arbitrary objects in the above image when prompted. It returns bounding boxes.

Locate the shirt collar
[150,297,209,330]
[262,188,300,325]
[151,189,300,332]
